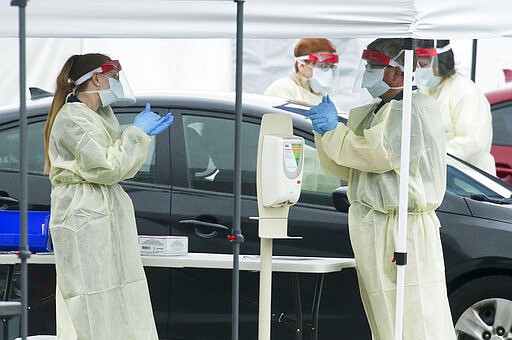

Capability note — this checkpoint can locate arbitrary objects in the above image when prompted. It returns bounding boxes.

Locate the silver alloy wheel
[455,298,512,340]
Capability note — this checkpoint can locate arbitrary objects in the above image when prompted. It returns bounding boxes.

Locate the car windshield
[447,154,512,199]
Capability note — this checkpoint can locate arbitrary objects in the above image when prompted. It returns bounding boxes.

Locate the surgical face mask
[82,75,135,107]
[361,68,390,98]
[361,67,403,98]
[308,67,334,94]
[414,65,442,88]
[98,76,125,107]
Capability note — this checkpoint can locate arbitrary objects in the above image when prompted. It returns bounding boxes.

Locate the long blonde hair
[43,53,111,173]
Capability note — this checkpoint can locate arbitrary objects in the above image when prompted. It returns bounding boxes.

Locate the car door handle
[178,219,229,239]
[0,195,19,209]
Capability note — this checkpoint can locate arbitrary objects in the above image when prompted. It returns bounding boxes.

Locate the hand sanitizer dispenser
[253,113,304,340]
[261,135,304,207]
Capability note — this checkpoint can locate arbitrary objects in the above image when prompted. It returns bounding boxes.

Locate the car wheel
[450,275,512,340]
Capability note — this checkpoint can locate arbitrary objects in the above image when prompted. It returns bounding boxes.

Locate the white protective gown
[314,92,456,340]
[264,72,324,105]
[421,72,496,175]
[48,102,158,340]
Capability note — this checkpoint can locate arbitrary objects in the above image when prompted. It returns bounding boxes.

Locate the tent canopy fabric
[2,0,512,39]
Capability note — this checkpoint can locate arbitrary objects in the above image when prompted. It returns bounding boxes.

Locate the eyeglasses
[365,63,390,71]
[103,70,120,81]
[311,62,338,71]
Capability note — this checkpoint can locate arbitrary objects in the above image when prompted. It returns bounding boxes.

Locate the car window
[0,115,156,183]
[182,115,256,194]
[182,114,340,206]
[116,113,156,184]
[446,166,502,198]
[0,120,46,173]
[491,101,512,146]
[302,139,344,205]
[447,156,512,199]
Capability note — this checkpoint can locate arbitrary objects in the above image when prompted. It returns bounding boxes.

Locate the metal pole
[10,1,30,339]
[231,1,245,340]
[394,38,414,340]
[470,39,478,82]
[258,238,272,340]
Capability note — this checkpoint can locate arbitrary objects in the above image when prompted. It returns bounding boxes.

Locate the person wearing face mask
[415,39,496,175]
[306,38,456,340]
[43,53,172,340]
[264,38,338,105]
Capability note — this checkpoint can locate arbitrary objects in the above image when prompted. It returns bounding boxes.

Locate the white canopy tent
[1,2,512,111]
[3,1,512,339]
[1,0,512,39]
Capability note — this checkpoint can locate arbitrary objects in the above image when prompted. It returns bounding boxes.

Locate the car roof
[131,91,316,131]
[485,86,512,105]
[0,90,315,130]
[0,98,53,123]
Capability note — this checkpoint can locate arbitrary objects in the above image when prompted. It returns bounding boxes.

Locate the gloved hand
[148,112,174,136]
[133,103,163,135]
[307,95,338,135]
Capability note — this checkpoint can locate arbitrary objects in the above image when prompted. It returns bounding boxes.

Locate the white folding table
[0,253,355,339]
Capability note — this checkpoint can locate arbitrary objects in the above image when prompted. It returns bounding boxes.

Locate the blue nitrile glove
[307,95,338,135]
[148,112,174,136]
[133,103,162,134]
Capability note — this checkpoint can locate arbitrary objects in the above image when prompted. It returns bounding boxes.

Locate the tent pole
[471,39,478,82]
[11,1,30,340]
[394,38,414,340]
[231,1,245,340]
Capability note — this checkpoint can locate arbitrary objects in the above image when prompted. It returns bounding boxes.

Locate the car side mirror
[29,87,53,100]
[332,186,350,213]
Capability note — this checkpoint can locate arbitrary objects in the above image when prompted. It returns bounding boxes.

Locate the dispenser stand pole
[258,237,273,340]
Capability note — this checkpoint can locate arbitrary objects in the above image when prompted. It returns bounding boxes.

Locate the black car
[1,91,512,340]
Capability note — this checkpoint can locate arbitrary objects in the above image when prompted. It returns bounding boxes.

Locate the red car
[486,86,512,184]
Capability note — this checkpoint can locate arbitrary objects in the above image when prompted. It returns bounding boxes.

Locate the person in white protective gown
[43,53,173,340]
[414,39,496,175]
[307,39,456,340]
[264,38,339,105]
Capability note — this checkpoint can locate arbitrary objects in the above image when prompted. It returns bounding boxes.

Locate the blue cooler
[0,211,52,252]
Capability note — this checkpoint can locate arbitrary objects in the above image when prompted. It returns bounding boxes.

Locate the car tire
[449,275,512,340]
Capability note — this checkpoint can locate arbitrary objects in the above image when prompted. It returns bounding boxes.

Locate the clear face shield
[414,48,441,88]
[352,49,404,97]
[75,60,136,106]
[295,53,341,95]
